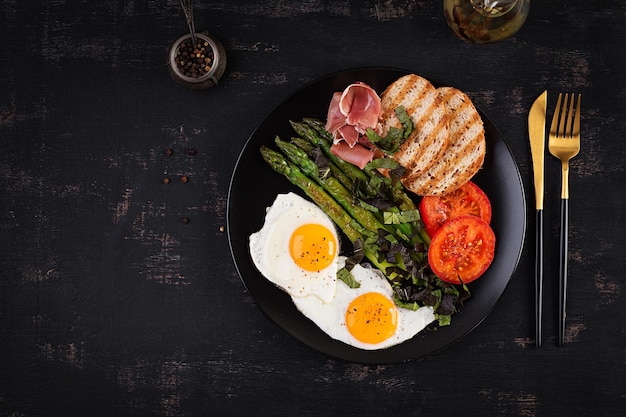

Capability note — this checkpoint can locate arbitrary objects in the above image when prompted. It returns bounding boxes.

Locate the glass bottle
[443,0,530,44]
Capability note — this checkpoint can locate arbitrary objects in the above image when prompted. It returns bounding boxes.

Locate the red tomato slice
[419,181,492,238]
[428,215,495,284]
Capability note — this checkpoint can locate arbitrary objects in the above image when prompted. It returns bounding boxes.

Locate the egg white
[249,192,339,303]
[291,262,436,350]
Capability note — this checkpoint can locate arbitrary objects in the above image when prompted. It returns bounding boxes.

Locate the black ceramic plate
[227,68,526,364]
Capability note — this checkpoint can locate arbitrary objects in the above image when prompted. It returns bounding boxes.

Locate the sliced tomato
[419,181,492,238]
[428,215,495,284]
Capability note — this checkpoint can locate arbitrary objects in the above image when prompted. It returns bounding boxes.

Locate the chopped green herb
[383,209,421,225]
[337,267,360,288]
[435,314,452,327]
[394,105,413,139]
[364,106,413,154]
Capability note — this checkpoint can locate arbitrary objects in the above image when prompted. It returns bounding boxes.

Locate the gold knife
[529,90,547,347]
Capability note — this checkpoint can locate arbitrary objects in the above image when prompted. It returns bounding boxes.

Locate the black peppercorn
[174,38,213,78]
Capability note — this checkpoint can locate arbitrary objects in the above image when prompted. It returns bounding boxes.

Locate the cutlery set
[529,91,582,347]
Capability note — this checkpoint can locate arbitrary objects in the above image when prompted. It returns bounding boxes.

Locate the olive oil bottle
[443,0,530,44]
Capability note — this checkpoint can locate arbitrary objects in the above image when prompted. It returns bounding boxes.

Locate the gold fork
[548,93,581,347]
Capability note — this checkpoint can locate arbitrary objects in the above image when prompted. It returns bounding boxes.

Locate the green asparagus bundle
[260,118,470,325]
[293,118,431,245]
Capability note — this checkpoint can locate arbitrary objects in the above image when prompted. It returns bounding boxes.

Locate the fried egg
[249,193,340,303]
[292,262,436,350]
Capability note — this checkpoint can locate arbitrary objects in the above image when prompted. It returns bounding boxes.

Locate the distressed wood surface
[1,1,625,416]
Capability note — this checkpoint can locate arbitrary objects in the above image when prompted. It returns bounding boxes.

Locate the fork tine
[551,92,563,137]
[565,94,575,138]
[573,94,582,137]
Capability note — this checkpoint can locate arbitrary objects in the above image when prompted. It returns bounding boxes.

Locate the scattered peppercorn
[165,148,173,156]
[174,38,214,78]
[180,175,189,183]
[163,178,170,184]
[181,217,190,224]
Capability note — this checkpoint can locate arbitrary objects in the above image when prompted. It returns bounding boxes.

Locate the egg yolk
[289,223,337,272]
[345,292,398,344]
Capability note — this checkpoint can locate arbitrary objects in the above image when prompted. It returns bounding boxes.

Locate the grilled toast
[401,86,486,196]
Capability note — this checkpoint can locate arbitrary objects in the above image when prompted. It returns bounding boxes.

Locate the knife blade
[529,90,547,347]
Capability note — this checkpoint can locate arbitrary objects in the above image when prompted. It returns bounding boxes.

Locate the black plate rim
[227,66,527,364]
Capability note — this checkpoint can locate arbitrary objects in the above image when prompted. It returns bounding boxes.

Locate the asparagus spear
[289,136,314,153]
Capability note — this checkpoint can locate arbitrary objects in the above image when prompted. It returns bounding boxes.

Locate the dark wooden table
[1,1,625,416]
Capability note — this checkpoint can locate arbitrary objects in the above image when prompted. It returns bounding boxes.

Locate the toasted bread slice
[379,74,450,178]
[402,86,486,196]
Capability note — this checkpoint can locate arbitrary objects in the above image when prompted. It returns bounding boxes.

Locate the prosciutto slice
[330,141,375,169]
[336,124,360,147]
[325,92,345,136]
[338,82,381,130]
[325,82,382,147]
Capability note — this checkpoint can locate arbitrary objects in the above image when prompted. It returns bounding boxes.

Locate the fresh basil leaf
[383,211,399,225]
[392,295,420,311]
[337,267,360,288]
[435,314,452,327]
[394,105,413,138]
[358,200,380,213]
[365,127,402,154]
[383,209,421,225]
[365,156,400,171]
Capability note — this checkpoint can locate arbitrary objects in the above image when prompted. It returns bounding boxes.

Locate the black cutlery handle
[558,198,569,346]
[535,209,543,347]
